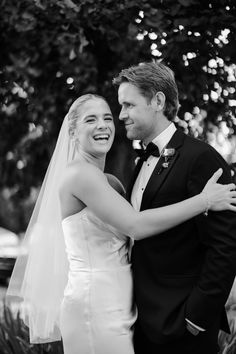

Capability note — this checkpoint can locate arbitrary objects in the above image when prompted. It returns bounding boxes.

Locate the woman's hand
[202,168,236,212]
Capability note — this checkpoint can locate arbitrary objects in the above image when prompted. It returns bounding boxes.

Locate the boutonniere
[158,148,176,174]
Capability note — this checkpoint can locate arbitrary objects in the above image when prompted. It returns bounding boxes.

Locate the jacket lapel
[140,129,186,211]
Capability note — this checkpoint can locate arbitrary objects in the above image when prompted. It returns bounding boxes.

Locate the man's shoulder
[179,130,229,169]
[181,130,217,155]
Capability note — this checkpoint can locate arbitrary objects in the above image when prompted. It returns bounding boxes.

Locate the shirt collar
[152,123,176,153]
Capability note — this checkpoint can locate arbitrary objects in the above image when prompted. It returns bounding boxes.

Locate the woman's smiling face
[75,98,115,156]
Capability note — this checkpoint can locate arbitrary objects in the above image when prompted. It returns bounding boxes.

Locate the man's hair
[113,61,179,121]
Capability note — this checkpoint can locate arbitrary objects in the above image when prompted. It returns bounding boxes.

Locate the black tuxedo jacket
[129,129,236,344]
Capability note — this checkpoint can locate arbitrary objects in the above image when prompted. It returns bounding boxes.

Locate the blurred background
[0,0,236,284]
[0,2,236,353]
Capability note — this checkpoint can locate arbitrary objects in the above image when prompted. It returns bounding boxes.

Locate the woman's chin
[92,143,112,155]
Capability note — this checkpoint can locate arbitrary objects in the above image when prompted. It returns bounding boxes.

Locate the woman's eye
[86,119,95,123]
[105,117,113,121]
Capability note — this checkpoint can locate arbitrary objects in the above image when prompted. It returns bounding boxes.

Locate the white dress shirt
[131,123,177,211]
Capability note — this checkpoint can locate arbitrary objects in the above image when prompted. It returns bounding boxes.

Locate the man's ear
[151,91,166,112]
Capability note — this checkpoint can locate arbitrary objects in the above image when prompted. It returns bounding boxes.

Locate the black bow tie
[135,142,160,162]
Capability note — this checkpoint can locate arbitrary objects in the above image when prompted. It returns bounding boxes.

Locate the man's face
[118,82,158,144]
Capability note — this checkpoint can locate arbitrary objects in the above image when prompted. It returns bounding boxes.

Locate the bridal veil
[6,96,88,343]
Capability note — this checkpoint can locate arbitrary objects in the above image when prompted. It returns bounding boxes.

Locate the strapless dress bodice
[60,208,136,354]
[61,207,131,271]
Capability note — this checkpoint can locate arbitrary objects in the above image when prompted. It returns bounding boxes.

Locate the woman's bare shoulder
[60,161,105,192]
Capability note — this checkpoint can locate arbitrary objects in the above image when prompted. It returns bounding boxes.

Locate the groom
[113,61,236,354]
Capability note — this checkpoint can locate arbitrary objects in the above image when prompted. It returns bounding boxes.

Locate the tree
[0,0,235,231]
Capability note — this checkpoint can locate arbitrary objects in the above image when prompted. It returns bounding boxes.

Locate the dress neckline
[62,207,88,224]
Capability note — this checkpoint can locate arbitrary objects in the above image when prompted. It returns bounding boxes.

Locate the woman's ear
[151,91,166,112]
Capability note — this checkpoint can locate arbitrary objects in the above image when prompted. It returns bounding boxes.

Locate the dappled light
[1,0,236,231]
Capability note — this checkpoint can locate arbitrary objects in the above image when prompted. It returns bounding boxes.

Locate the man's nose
[119,108,128,121]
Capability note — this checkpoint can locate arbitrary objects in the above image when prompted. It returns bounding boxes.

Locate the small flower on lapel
[134,157,140,165]
[158,148,176,174]
[162,162,169,168]
[162,148,175,158]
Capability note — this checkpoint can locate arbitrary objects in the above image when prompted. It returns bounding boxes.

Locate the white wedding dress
[60,207,136,354]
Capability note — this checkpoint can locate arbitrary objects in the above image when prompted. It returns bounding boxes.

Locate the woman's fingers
[227,183,236,191]
[221,184,236,193]
[229,205,236,212]
[208,168,223,183]
[227,191,236,199]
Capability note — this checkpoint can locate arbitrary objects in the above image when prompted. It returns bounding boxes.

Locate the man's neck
[144,120,172,145]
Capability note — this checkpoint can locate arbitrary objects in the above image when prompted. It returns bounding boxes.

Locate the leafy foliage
[0,0,236,230]
[219,306,236,354]
[0,304,236,354]
[0,305,63,354]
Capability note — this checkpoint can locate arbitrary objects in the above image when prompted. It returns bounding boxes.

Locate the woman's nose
[97,118,107,129]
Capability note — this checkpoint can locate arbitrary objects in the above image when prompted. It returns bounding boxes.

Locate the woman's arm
[67,163,236,240]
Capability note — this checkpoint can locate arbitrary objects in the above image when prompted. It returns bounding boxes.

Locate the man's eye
[125,103,133,108]
[86,119,95,123]
[105,117,113,121]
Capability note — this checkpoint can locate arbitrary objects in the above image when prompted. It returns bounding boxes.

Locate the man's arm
[185,147,236,330]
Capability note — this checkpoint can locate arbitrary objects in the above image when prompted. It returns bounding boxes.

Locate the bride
[7,94,236,354]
